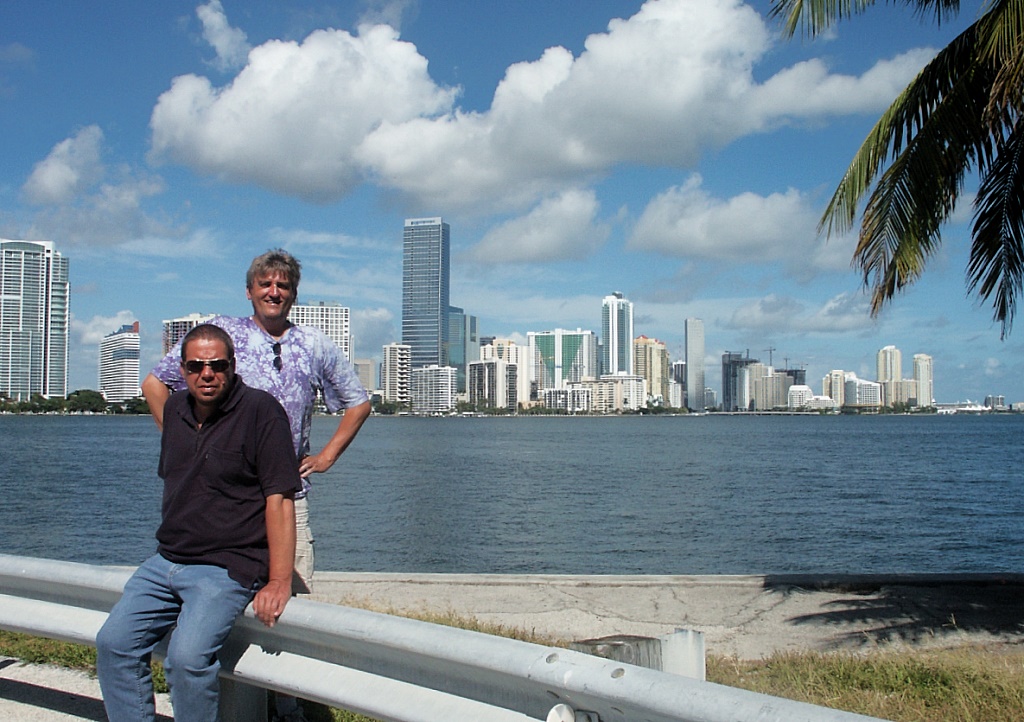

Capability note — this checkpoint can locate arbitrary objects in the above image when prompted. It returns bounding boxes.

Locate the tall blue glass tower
[402,217,450,369]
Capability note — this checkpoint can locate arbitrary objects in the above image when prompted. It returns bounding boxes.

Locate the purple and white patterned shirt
[151,315,369,496]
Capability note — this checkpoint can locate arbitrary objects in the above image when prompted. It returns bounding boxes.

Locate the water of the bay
[2,413,1022,575]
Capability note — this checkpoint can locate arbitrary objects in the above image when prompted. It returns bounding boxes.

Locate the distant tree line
[0,390,150,415]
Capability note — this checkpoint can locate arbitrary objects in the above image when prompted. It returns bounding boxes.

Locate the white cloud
[196,0,251,72]
[22,126,105,205]
[727,292,873,334]
[467,189,608,263]
[351,306,396,361]
[751,49,936,121]
[74,310,138,346]
[25,173,168,246]
[984,357,1003,378]
[358,0,418,32]
[266,228,388,256]
[21,127,173,246]
[116,229,220,258]
[148,0,926,213]
[149,23,457,202]
[628,174,819,262]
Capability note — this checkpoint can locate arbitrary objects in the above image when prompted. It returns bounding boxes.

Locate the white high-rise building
[99,322,140,403]
[877,345,902,406]
[468,358,518,412]
[601,292,634,375]
[913,354,934,407]
[381,343,411,406]
[527,328,599,392]
[481,338,530,407]
[1,239,69,401]
[411,364,456,413]
[162,313,215,354]
[739,363,792,411]
[823,369,846,408]
[591,374,647,413]
[352,358,376,393]
[788,385,814,409]
[290,301,352,360]
[845,373,882,408]
[684,318,704,410]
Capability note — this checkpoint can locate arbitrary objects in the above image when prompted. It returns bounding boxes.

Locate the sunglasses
[273,342,283,371]
[183,358,232,375]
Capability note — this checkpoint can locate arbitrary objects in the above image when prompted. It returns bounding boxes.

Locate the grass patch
[708,645,1024,721]
[5,622,1024,721]
[0,630,168,693]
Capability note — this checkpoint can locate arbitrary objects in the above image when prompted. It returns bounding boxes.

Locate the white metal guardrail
[0,554,887,722]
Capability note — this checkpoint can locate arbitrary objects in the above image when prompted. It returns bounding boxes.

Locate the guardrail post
[218,677,266,721]
[570,628,706,681]
[662,629,706,681]
[547,703,600,722]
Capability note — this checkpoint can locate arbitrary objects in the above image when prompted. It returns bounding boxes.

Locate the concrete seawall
[310,572,1024,659]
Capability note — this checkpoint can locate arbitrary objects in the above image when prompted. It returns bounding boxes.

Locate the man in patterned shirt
[144,250,371,589]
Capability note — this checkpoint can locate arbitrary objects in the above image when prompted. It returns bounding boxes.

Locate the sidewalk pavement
[4,573,1023,720]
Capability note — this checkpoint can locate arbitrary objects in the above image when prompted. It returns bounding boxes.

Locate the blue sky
[0,0,1012,403]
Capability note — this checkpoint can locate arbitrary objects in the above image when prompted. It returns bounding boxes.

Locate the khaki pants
[292,496,314,594]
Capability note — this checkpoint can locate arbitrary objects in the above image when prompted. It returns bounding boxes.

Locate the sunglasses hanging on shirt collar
[272,342,283,372]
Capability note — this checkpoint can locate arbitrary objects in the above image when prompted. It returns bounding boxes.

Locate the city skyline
[1,1,1016,403]
[1,233,948,408]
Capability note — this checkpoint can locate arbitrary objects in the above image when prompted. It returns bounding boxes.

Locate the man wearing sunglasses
[98,323,300,722]
[142,250,370,721]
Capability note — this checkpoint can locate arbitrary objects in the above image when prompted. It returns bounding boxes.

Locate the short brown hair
[181,324,235,361]
[246,249,301,289]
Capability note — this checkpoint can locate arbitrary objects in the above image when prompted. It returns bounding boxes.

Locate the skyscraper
[913,354,934,407]
[823,369,847,408]
[601,292,634,375]
[447,305,479,393]
[877,344,902,406]
[527,328,599,392]
[0,239,69,401]
[481,338,530,405]
[289,301,352,360]
[684,318,704,411]
[721,351,758,412]
[402,217,450,369]
[161,312,215,354]
[411,365,457,413]
[99,322,140,403]
[634,335,669,403]
[381,343,411,406]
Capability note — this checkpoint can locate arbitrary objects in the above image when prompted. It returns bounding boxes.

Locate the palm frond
[900,0,964,26]
[770,0,963,38]
[842,32,1003,316]
[821,22,987,238]
[769,0,878,38]
[968,117,1024,337]
[976,0,1024,118]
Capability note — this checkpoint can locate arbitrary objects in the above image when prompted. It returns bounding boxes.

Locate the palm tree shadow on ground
[762,575,1024,650]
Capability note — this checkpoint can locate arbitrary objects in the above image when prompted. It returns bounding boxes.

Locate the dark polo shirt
[157,376,301,588]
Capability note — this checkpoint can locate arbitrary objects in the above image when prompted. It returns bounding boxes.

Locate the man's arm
[141,373,171,431]
[299,399,371,478]
[252,493,296,627]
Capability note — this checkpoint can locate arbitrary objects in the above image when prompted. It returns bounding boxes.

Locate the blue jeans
[96,554,255,722]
